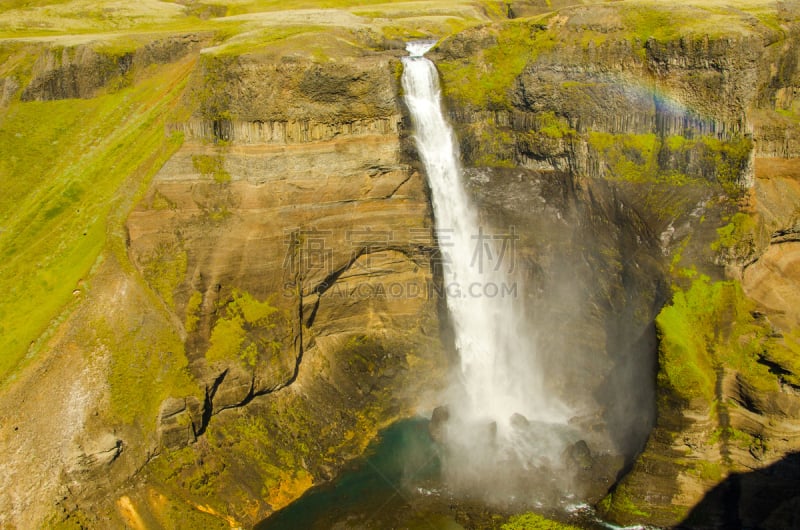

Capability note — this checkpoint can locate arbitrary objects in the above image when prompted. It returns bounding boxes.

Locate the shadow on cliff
[678,452,800,529]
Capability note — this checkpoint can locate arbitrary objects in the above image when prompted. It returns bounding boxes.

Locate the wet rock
[510,412,530,429]
[563,439,593,471]
[429,405,450,443]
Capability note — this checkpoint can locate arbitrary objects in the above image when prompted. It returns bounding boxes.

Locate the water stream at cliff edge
[402,41,577,502]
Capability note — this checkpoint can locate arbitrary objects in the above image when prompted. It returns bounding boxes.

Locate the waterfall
[402,41,574,500]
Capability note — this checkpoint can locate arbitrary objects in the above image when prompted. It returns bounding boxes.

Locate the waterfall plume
[401,41,581,504]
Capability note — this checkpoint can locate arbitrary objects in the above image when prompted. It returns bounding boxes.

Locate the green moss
[711,212,756,253]
[761,329,800,387]
[604,483,652,519]
[587,131,751,191]
[692,461,723,482]
[480,0,512,20]
[150,401,316,516]
[698,136,753,196]
[656,276,782,404]
[656,278,719,402]
[501,512,580,530]
[92,36,140,60]
[668,236,692,276]
[150,328,438,518]
[192,153,231,183]
[588,132,660,183]
[93,314,200,428]
[664,134,690,151]
[537,111,575,140]
[474,124,516,167]
[185,290,203,332]
[43,509,93,530]
[205,290,289,368]
[143,246,187,309]
[579,29,608,49]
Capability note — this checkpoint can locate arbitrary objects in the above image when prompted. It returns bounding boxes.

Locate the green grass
[0,0,73,11]
[220,0,408,15]
[96,315,200,428]
[619,1,780,52]
[436,0,787,109]
[622,3,687,43]
[0,56,195,383]
[438,17,555,109]
[207,25,325,56]
[501,512,581,530]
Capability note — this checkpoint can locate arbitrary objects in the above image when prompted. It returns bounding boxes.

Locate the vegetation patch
[142,244,188,309]
[501,512,581,530]
[438,17,555,109]
[711,212,756,256]
[208,25,325,56]
[760,329,800,388]
[0,55,194,382]
[587,131,751,194]
[588,131,661,183]
[471,122,517,167]
[91,311,200,429]
[205,290,289,368]
[622,3,687,44]
[185,290,204,333]
[600,482,652,520]
[656,276,781,404]
[696,136,753,196]
[192,153,231,183]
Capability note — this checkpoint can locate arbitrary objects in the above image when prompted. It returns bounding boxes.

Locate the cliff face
[0,31,446,529]
[123,51,449,526]
[435,3,800,527]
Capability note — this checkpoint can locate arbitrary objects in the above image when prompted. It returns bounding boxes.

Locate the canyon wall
[434,3,800,527]
[0,34,449,529]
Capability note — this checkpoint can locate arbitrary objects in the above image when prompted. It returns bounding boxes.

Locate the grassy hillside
[0,53,194,381]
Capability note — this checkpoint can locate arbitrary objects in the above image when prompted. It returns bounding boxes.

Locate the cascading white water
[401,42,569,442]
